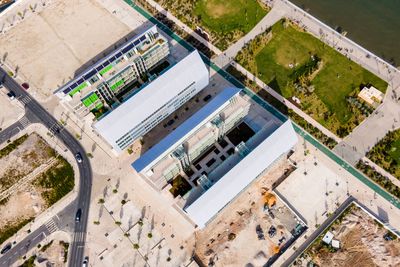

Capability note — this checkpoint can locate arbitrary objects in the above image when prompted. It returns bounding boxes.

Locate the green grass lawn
[194,0,267,35]
[237,20,387,135]
[389,139,400,162]
[367,130,400,178]
[155,0,268,50]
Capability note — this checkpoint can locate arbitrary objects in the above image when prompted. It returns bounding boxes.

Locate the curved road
[0,67,92,267]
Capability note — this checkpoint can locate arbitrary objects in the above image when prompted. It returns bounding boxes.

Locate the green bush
[0,134,28,159]
[36,157,75,206]
[19,255,36,267]
[0,217,33,245]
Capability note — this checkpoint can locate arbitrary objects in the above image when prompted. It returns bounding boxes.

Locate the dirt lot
[37,239,68,266]
[0,133,73,245]
[300,205,400,267]
[0,133,54,193]
[195,158,298,267]
[0,0,131,97]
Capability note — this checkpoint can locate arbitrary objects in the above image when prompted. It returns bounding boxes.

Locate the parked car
[7,91,15,100]
[268,226,277,238]
[167,119,174,126]
[203,94,212,102]
[1,243,12,254]
[21,82,29,90]
[256,224,264,240]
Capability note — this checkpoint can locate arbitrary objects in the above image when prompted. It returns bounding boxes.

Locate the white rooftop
[331,239,340,248]
[322,231,334,244]
[94,50,209,146]
[184,120,298,228]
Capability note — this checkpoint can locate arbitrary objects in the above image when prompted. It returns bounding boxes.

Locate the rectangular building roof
[94,50,209,147]
[132,88,242,173]
[184,120,298,228]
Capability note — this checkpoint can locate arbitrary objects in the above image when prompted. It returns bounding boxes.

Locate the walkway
[231,61,341,143]
[214,4,285,67]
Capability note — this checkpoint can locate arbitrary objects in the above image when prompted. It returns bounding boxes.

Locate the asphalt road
[0,67,92,267]
[0,111,39,144]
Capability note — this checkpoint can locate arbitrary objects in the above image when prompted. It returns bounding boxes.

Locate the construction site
[298,204,400,267]
[194,157,305,267]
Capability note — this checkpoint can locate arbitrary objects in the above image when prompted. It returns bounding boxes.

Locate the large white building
[132,88,298,228]
[94,50,209,153]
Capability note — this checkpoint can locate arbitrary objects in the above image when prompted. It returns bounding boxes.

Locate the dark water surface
[290,0,400,66]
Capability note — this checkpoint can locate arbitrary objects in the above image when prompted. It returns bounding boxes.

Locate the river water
[289,0,400,67]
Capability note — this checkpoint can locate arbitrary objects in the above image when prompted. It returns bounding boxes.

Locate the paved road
[0,111,39,144]
[0,67,92,267]
[0,203,76,267]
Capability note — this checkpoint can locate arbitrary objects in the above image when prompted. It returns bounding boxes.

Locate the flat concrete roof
[132,87,242,173]
[184,120,298,228]
[94,50,209,147]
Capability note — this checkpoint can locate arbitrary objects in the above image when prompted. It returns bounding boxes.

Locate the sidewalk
[231,61,342,143]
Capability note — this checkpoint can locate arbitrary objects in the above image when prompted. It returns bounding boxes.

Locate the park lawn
[368,130,400,178]
[250,20,387,127]
[194,0,267,35]
[389,139,400,162]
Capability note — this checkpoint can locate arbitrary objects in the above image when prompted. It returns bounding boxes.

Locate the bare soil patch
[0,133,54,193]
[195,159,296,267]
[0,0,130,97]
[301,205,400,267]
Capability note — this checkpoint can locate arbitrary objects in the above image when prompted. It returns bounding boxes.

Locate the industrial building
[55,25,170,117]
[94,50,209,153]
[132,88,298,228]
